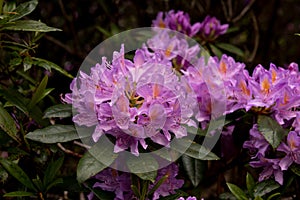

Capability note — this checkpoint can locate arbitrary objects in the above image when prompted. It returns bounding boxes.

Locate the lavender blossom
[87,168,134,200]
[277,131,300,170]
[198,16,229,41]
[150,163,184,200]
[245,63,300,125]
[178,197,198,200]
[152,10,201,37]
[183,54,246,123]
[88,163,184,200]
[64,43,197,156]
[292,112,300,131]
[243,124,270,158]
[250,156,283,185]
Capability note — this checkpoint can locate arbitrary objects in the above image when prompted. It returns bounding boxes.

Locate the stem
[20,124,31,150]
[232,0,256,23]
[247,11,259,63]
[57,143,83,157]
[0,0,3,15]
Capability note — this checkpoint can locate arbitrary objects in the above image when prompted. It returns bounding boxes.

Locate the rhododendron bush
[0,0,300,199]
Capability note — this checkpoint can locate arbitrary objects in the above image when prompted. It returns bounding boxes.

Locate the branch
[44,35,74,55]
[247,11,259,63]
[73,141,91,149]
[232,0,256,23]
[221,0,229,21]
[57,143,82,158]
[227,0,233,20]
[44,35,85,59]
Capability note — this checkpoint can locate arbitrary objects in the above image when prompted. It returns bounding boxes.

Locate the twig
[58,0,72,22]
[44,35,74,55]
[57,143,83,157]
[74,141,91,149]
[195,1,205,14]
[57,0,81,56]
[232,0,256,23]
[247,11,259,63]
[44,35,85,59]
[221,0,229,21]
[79,192,86,200]
[227,0,233,20]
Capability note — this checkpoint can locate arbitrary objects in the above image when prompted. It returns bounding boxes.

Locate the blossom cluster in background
[63,9,300,200]
[152,10,229,40]
[87,163,184,200]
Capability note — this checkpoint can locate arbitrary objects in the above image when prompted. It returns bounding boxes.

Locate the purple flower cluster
[178,196,198,200]
[239,63,300,185]
[87,163,184,200]
[177,44,300,185]
[64,35,199,155]
[87,168,134,200]
[152,10,201,37]
[152,11,228,40]
[150,163,184,200]
[244,129,300,185]
[65,10,300,193]
[198,16,229,41]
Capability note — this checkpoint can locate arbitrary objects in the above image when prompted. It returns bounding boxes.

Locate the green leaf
[246,172,255,197]
[0,88,48,126]
[0,158,36,191]
[77,152,107,183]
[141,179,150,199]
[148,174,168,195]
[295,33,300,36]
[181,155,206,187]
[254,196,264,200]
[32,175,43,191]
[85,181,115,200]
[45,178,63,192]
[224,27,240,34]
[290,164,300,176]
[9,57,22,67]
[127,154,158,182]
[29,104,49,127]
[257,115,287,148]
[253,179,280,197]
[0,164,9,183]
[3,1,16,13]
[28,75,48,110]
[32,57,73,78]
[8,0,38,22]
[1,20,61,32]
[77,138,118,183]
[215,43,244,57]
[0,88,29,114]
[3,191,36,197]
[209,44,223,58]
[219,192,236,200]
[7,147,30,160]
[16,70,36,84]
[266,193,281,200]
[226,183,248,200]
[23,56,33,71]
[171,138,219,160]
[43,157,64,188]
[26,125,82,143]
[159,190,189,200]
[195,115,231,136]
[131,184,141,198]
[43,104,72,118]
[96,26,112,37]
[0,105,19,142]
